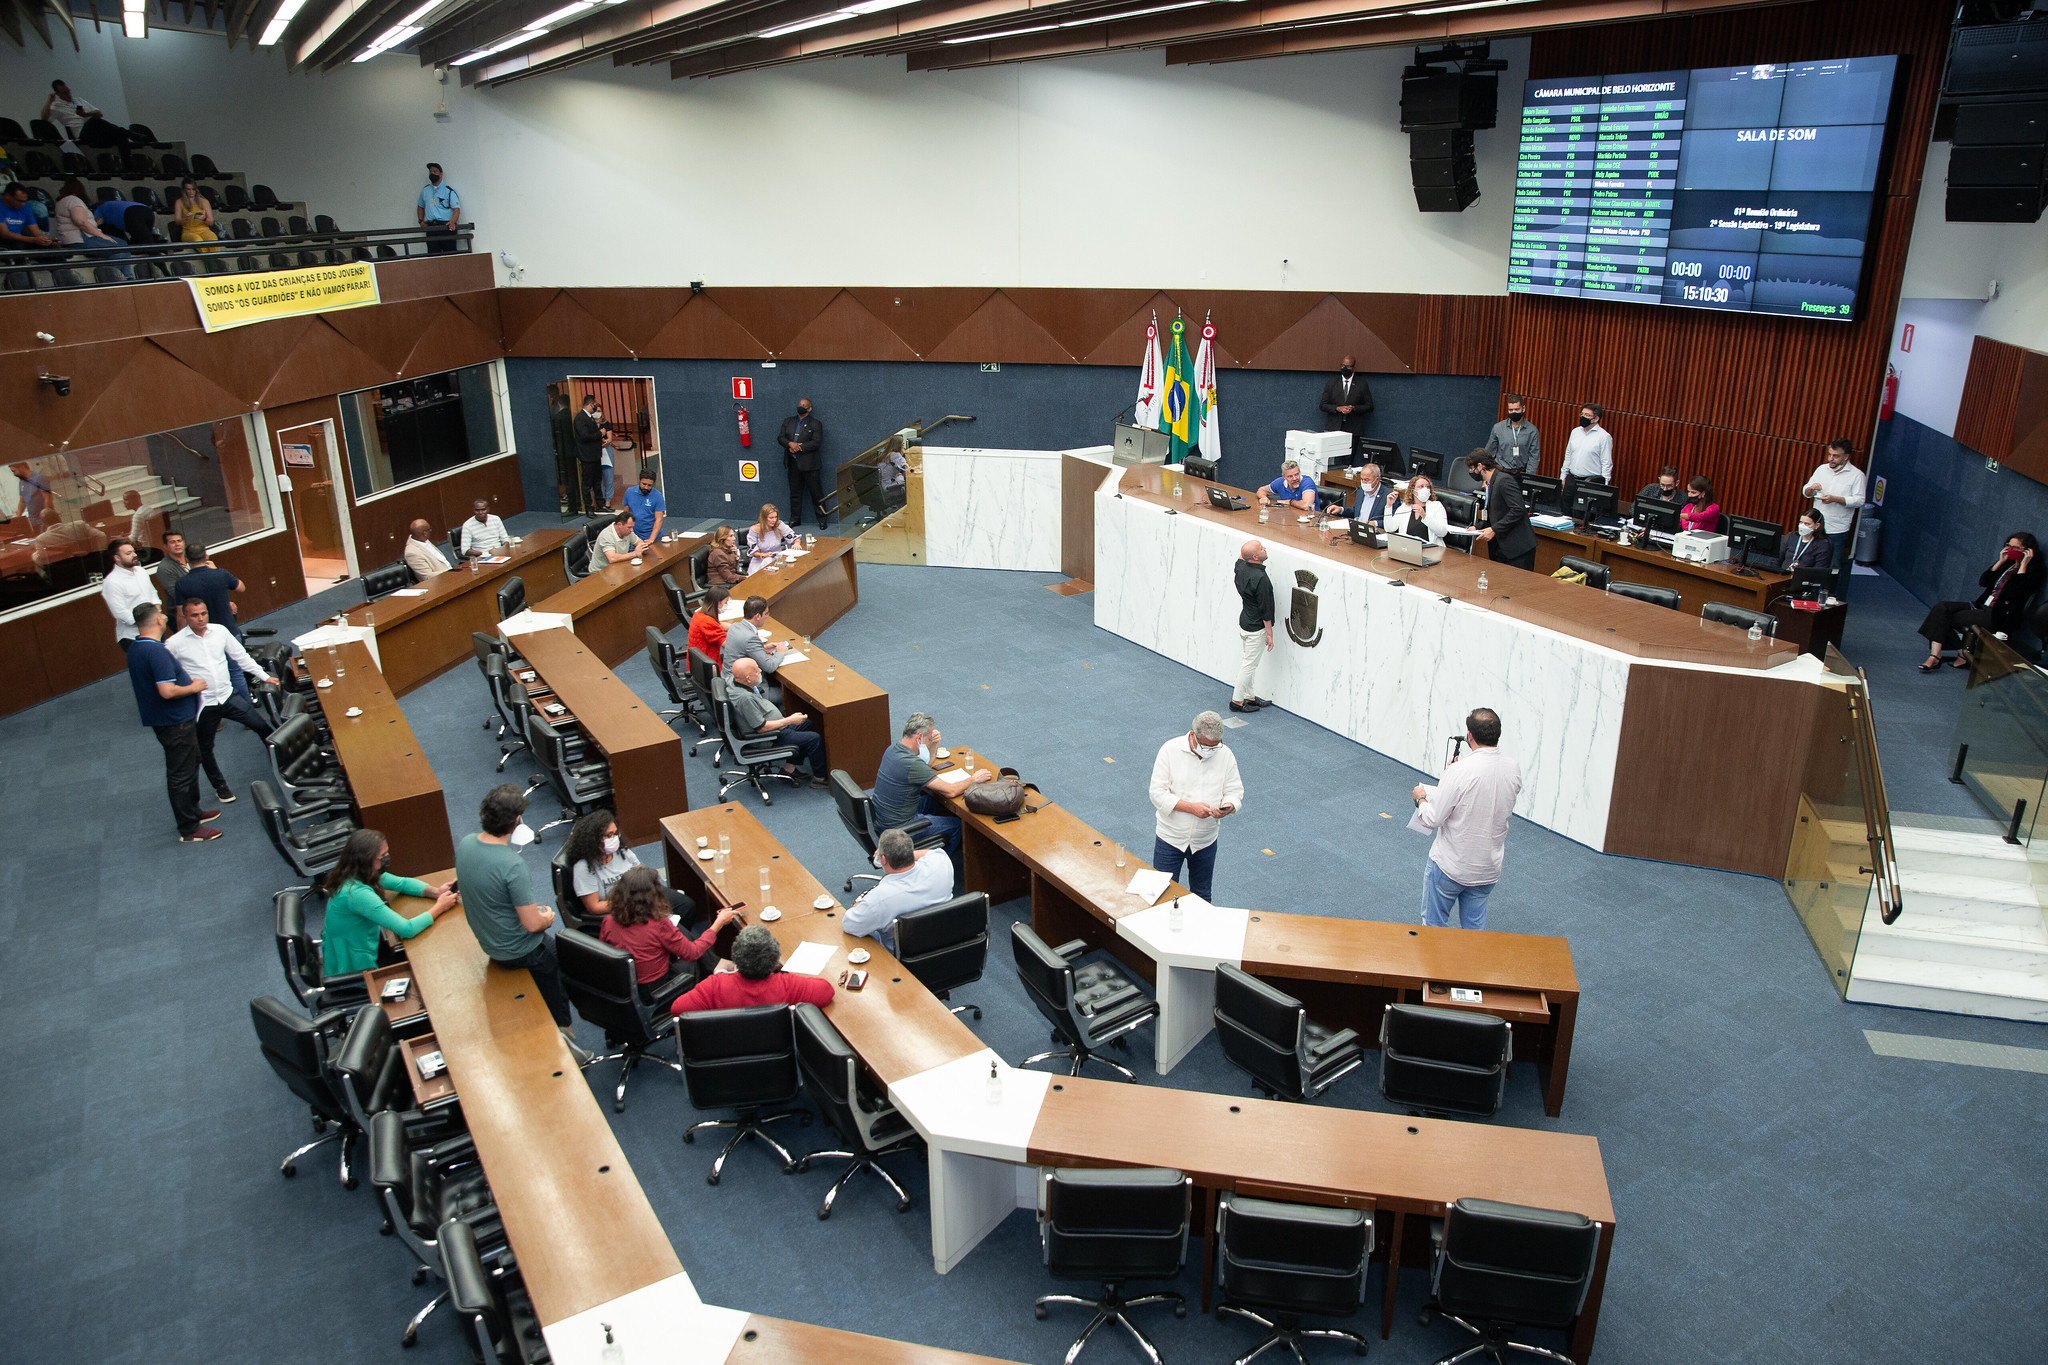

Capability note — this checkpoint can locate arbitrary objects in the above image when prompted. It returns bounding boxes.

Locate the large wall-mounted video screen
[1508,56,1900,321]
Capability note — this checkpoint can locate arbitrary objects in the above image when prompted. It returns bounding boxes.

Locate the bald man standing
[403,519,452,580]
[1232,539,1274,714]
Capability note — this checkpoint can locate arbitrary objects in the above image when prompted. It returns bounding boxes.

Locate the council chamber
[3,1,2046,1363]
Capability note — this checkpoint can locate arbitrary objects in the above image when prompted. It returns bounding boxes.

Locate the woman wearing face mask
[561,809,697,925]
[1391,475,1449,547]
[316,829,459,974]
[1678,475,1720,535]
[1916,532,2045,672]
[1778,508,1833,575]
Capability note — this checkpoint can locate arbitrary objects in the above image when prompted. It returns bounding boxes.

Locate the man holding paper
[728,658,828,789]
[1410,707,1521,931]
[722,594,789,694]
[1147,711,1243,902]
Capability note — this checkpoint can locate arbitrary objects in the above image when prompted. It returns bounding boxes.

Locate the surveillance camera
[498,250,518,269]
[35,331,55,343]
[38,372,71,397]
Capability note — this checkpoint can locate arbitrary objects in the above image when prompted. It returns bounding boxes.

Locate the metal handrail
[1,226,473,292]
[1847,669,1905,925]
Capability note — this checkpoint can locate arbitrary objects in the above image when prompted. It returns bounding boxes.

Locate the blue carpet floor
[2,543,2044,1364]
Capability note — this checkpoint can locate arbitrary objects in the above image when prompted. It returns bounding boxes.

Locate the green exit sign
[980,362,1001,373]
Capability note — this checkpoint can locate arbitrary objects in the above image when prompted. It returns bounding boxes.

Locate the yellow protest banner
[184,259,381,333]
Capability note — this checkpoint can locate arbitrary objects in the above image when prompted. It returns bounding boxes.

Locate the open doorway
[275,419,355,594]
[552,376,661,518]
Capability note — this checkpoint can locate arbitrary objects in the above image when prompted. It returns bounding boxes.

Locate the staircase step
[1847,956,2048,1022]
[1895,871,2046,916]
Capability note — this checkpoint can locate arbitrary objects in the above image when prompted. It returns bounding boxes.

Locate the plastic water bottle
[1476,570,1488,593]
[1168,896,1184,933]
[985,1058,1003,1106]
[1747,621,1763,642]
[600,1323,624,1365]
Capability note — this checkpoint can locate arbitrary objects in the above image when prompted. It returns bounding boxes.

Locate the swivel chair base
[400,1285,447,1348]
[718,764,798,806]
[278,1113,356,1189]
[1021,1034,1140,1083]
[1417,1304,1575,1365]
[590,1037,684,1113]
[1219,1304,1370,1365]
[795,1138,918,1218]
[684,1108,809,1184]
[1035,1284,1186,1365]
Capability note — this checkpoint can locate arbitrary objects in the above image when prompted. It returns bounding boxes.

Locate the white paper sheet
[783,941,837,977]
[931,767,973,788]
[1125,868,1172,903]
[1407,789,1435,835]
[718,601,743,621]
[777,651,810,665]
[389,588,428,597]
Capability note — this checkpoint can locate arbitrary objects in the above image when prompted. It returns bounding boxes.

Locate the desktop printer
[1670,530,1730,565]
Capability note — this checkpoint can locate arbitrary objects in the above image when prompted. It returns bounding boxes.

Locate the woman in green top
[320,829,460,975]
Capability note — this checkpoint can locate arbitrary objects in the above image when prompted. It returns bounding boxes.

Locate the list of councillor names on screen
[1508,56,1898,322]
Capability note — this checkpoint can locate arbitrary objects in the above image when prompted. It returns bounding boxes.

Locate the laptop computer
[1348,520,1385,549]
[1385,533,1445,568]
[1205,485,1250,511]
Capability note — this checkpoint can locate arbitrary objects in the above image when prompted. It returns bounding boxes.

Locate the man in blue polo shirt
[622,468,666,543]
[171,543,243,637]
[416,162,461,255]
[1255,459,1319,513]
[127,602,220,843]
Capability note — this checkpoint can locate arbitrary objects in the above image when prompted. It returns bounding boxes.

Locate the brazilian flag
[1161,318,1197,463]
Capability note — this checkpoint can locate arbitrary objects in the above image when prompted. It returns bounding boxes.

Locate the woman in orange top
[686,585,730,667]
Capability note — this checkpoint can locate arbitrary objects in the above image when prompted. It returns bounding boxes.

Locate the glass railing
[833,415,973,566]
[1949,628,2048,845]
[1783,655,1899,996]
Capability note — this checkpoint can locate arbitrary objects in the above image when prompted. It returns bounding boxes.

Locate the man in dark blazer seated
[779,398,827,531]
[1467,450,1537,571]
[1319,354,1375,462]
[1346,460,1398,529]
[571,394,608,514]
[1779,507,1835,574]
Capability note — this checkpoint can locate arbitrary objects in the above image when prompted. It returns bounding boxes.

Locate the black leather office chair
[1556,555,1609,590]
[369,1110,504,1349]
[828,768,942,892]
[1034,1167,1190,1365]
[496,576,525,620]
[1418,1198,1602,1365]
[480,654,533,772]
[676,1004,811,1183]
[549,844,599,934]
[1607,580,1680,610]
[250,995,357,1185]
[253,779,356,889]
[792,1003,921,1218]
[1379,1003,1512,1119]
[644,625,706,736]
[332,1002,430,1144]
[526,712,612,838]
[273,889,371,1013]
[361,561,411,599]
[563,524,594,582]
[1011,921,1158,1082]
[1702,602,1774,635]
[662,570,697,628]
[894,892,988,1021]
[713,673,798,805]
[687,647,725,763]
[263,714,349,813]
[686,544,713,602]
[1216,1192,1374,1364]
[556,926,685,1112]
[440,1216,546,1365]
[1436,488,1478,531]
[1213,964,1364,1103]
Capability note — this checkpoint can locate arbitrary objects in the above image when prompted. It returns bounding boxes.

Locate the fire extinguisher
[736,405,752,447]
[1879,364,1898,421]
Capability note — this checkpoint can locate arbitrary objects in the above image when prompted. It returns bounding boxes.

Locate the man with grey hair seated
[728,656,828,788]
[1147,710,1244,902]
[668,924,836,1014]
[842,828,955,952]
[872,710,992,867]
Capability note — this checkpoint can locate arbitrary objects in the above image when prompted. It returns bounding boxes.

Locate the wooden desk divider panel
[396,886,686,1326]
[515,627,689,847]
[532,534,707,668]
[342,529,573,694]
[363,963,429,1029]
[317,641,454,872]
[761,613,891,788]
[1525,524,1790,616]
[399,1032,457,1107]
[729,537,861,641]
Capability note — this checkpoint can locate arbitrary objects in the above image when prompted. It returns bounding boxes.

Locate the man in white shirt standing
[165,598,277,806]
[404,519,451,580]
[1148,710,1244,902]
[1559,403,1614,512]
[100,538,160,652]
[1801,437,1867,575]
[1411,708,1522,931]
[457,498,511,559]
[841,829,955,952]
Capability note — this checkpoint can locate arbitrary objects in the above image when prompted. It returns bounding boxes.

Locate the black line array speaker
[1410,128,1479,211]
[1946,88,2047,221]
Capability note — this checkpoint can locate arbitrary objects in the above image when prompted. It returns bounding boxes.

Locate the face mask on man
[1340,365,1353,377]
[919,743,932,763]
[1508,410,1524,422]
[1579,415,1595,429]
[601,835,621,856]
[510,823,536,847]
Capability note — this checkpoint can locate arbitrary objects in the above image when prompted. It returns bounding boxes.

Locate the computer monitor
[1566,481,1620,525]
[1518,473,1562,510]
[1632,496,1682,535]
[1726,514,1782,567]
[1357,438,1400,473]
[1408,448,1444,481]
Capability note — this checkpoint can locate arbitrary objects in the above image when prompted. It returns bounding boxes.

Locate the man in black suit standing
[779,398,826,531]
[571,394,608,514]
[1467,451,1537,572]
[1319,354,1374,462]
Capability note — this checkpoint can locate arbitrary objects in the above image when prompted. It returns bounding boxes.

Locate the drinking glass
[758,866,771,898]
[1114,843,1126,868]
[718,832,730,858]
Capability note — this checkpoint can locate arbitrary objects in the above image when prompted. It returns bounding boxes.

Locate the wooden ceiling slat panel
[256,317,398,407]
[640,295,773,359]
[1005,287,1158,362]
[561,288,693,353]
[501,290,633,358]
[1240,293,1409,374]
[922,290,1076,365]
[1955,336,2026,461]
[780,291,922,363]
[844,288,996,358]
[705,287,845,356]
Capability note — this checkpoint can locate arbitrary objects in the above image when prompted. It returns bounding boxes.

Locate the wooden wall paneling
[497,289,564,352]
[0,614,50,718]
[1336,293,1426,373]
[1074,290,1183,366]
[923,292,1079,365]
[1955,336,2027,461]
[704,287,845,357]
[640,295,773,358]
[448,286,504,344]
[1060,455,1101,583]
[31,591,131,697]
[396,299,514,377]
[1414,294,1505,377]
[1238,294,1412,374]
[0,284,152,350]
[218,530,311,621]
[4,339,248,454]
[781,291,923,362]
[498,289,634,358]
[325,299,455,375]
[2008,351,2048,484]
[1004,288,1158,363]
[845,288,996,358]
[561,289,691,354]
[371,254,496,304]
